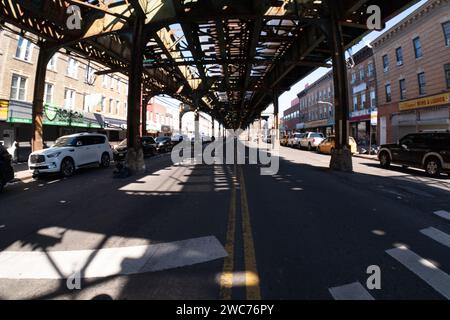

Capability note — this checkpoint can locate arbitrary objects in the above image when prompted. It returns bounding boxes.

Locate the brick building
[372,0,450,144]
[348,46,378,145]
[0,27,129,148]
[282,97,300,133]
[300,71,335,136]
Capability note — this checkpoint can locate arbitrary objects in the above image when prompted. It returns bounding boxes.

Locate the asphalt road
[0,141,449,300]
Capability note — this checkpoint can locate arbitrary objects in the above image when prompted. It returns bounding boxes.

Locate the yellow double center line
[220,164,261,300]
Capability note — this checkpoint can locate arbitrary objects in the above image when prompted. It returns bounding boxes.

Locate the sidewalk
[353,153,378,161]
[12,162,33,183]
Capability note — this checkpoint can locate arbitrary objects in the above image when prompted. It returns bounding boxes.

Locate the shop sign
[399,92,450,111]
[0,99,9,121]
[44,104,84,126]
[370,110,378,126]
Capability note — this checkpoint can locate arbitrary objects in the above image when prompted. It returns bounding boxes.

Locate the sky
[158,0,430,115]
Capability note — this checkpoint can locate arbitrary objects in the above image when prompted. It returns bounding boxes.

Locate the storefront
[0,100,104,145]
[305,119,334,136]
[103,117,127,142]
[394,93,450,140]
[350,108,377,144]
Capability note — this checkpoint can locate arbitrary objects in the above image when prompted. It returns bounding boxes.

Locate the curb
[353,154,378,161]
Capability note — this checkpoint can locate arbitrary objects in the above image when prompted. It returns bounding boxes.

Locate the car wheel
[424,157,441,178]
[330,147,335,155]
[308,143,312,151]
[379,151,391,168]
[60,157,75,177]
[100,152,111,168]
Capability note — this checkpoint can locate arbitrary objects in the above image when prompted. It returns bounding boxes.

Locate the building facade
[282,97,300,133]
[372,0,450,144]
[298,71,335,136]
[348,46,378,145]
[0,27,129,149]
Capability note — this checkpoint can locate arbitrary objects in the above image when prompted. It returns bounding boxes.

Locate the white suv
[28,133,113,177]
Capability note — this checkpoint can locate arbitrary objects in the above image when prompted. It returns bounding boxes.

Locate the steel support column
[325,6,353,172]
[126,14,145,173]
[141,94,151,136]
[31,44,56,152]
[273,90,279,141]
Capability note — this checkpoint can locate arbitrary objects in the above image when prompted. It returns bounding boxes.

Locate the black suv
[378,132,450,177]
[113,137,157,161]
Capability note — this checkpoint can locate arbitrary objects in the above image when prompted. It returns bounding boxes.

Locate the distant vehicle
[28,133,112,178]
[155,136,173,153]
[378,132,450,177]
[288,133,304,148]
[299,132,325,150]
[0,144,14,193]
[318,136,358,155]
[171,134,188,143]
[113,136,157,161]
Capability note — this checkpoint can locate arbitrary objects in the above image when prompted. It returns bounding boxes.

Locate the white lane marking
[329,282,375,300]
[386,246,450,299]
[0,236,227,279]
[420,227,450,249]
[434,210,450,221]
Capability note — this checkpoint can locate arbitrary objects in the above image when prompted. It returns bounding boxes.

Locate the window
[85,65,95,84]
[44,83,53,104]
[109,98,113,113]
[110,77,115,90]
[10,74,27,101]
[124,102,127,115]
[445,64,450,89]
[353,96,358,111]
[116,101,120,114]
[385,84,391,102]
[67,58,78,78]
[368,63,374,77]
[443,21,450,46]
[15,36,33,62]
[360,69,365,81]
[395,47,404,65]
[47,54,57,71]
[399,79,407,100]
[351,72,356,83]
[413,37,423,58]
[370,90,376,109]
[361,93,366,109]
[101,96,106,112]
[64,88,76,109]
[417,72,426,95]
[382,54,389,72]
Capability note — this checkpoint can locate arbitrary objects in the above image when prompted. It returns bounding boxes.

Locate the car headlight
[47,152,61,158]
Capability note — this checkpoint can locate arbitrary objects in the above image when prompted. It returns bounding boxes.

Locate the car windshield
[53,137,75,147]
[118,139,127,147]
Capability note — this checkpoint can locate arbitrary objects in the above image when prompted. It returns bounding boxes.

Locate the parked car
[378,132,450,177]
[155,136,173,153]
[299,132,325,150]
[317,136,358,155]
[288,133,304,148]
[0,144,14,193]
[28,133,112,178]
[113,136,157,161]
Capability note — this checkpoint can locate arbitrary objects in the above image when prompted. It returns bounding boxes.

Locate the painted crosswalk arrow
[0,236,227,279]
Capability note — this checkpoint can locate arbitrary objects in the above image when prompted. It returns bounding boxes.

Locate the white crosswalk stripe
[329,282,375,300]
[420,227,450,249]
[386,246,450,299]
[434,210,450,221]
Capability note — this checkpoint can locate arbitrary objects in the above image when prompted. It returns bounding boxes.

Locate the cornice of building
[372,0,449,49]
